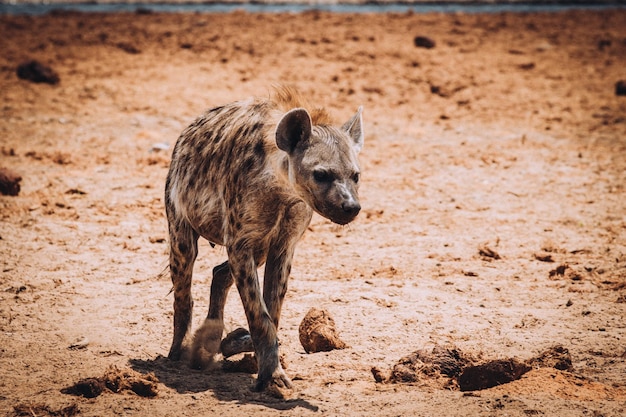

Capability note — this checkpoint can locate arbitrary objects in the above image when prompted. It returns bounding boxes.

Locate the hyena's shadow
[129,356,319,411]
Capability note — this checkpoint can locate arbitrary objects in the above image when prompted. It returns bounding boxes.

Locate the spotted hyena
[164,87,364,392]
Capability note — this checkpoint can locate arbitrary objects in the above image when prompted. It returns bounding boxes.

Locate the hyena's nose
[342,201,361,217]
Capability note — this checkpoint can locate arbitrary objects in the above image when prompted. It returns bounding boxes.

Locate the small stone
[17,60,59,85]
[0,167,22,196]
[414,36,436,49]
[616,80,626,96]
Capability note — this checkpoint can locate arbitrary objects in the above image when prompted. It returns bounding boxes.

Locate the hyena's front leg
[264,202,311,329]
[263,242,297,331]
[167,221,199,361]
[228,245,290,392]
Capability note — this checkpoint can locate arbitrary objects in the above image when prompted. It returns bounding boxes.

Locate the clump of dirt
[388,345,474,388]
[549,264,583,281]
[299,308,349,353]
[223,353,258,374]
[10,403,79,417]
[16,60,59,85]
[414,35,436,49]
[478,244,501,260]
[62,366,158,398]
[526,345,573,371]
[616,80,626,96]
[62,377,105,398]
[458,358,531,391]
[0,167,21,196]
[379,345,577,392]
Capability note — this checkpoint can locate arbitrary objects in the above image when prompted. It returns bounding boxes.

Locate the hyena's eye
[313,170,333,183]
[352,173,360,184]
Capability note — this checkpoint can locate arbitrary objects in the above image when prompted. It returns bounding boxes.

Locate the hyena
[164,87,364,392]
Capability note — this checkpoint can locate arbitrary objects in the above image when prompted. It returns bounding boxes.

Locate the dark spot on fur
[194,141,205,156]
[234,240,247,254]
[253,139,266,159]
[231,171,240,186]
[178,242,189,254]
[247,287,258,303]
[246,273,256,286]
[241,156,255,173]
[203,161,212,176]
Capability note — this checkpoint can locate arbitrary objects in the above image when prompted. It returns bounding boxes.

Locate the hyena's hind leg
[191,260,240,368]
[167,220,199,361]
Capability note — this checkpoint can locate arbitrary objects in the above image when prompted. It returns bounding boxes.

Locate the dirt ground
[1,8,625,417]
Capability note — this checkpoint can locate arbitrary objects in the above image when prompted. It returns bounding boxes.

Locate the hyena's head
[276,107,364,225]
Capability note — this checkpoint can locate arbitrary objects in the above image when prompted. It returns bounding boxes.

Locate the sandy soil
[1,8,625,417]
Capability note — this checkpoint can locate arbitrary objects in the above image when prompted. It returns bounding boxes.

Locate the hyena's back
[165,98,288,249]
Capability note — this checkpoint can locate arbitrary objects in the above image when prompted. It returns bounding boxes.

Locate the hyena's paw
[256,368,294,399]
[190,319,224,369]
[220,327,254,358]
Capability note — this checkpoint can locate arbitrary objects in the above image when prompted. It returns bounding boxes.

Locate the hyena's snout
[341,195,361,219]
[327,183,361,225]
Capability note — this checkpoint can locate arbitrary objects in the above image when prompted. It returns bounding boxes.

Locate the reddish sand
[1,8,625,416]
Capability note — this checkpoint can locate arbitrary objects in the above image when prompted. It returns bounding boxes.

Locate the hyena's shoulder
[170,98,275,171]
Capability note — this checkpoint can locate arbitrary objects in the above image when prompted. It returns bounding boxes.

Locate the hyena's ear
[342,106,364,153]
[276,108,312,153]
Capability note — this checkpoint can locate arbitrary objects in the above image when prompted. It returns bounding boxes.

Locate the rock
[16,60,59,85]
[0,167,22,196]
[518,62,536,70]
[414,36,436,49]
[458,358,531,391]
[298,308,348,353]
[616,80,626,96]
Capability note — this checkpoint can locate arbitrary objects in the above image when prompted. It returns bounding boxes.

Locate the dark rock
[598,39,611,50]
[518,62,536,70]
[0,167,22,196]
[616,80,626,96]
[414,36,436,49]
[16,60,59,85]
